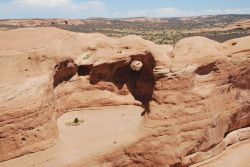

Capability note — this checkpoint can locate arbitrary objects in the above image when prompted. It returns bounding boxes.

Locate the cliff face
[0,75,57,161]
[0,28,249,166]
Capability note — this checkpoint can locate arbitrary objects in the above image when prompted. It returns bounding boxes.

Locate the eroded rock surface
[0,28,250,167]
[93,36,250,167]
[0,75,57,162]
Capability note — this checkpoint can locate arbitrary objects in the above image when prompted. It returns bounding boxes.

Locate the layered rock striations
[0,28,249,166]
[0,75,57,162]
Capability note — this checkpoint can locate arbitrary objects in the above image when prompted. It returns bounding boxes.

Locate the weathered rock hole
[77,64,93,76]
[232,42,237,46]
[195,62,219,75]
[53,58,78,88]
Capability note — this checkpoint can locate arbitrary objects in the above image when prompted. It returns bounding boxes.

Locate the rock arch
[53,52,156,116]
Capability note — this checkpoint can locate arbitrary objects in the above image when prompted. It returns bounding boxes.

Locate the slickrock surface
[0,106,147,167]
[0,27,249,167]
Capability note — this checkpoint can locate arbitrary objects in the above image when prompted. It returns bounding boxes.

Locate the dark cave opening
[77,64,93,76]
[89,52,156,116]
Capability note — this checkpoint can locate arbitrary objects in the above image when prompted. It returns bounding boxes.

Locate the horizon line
[0,14,250,20]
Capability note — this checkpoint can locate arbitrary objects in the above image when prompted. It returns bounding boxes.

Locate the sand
[0,105,147,167]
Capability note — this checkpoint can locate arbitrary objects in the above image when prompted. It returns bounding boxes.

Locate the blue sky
[0,0,250,19]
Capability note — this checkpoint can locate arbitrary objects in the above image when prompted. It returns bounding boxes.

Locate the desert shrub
[65,117,84,126]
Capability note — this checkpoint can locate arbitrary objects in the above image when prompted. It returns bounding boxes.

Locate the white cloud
[204,8,250,15]
[0,0,106,18]
[127,8,196,18]
[126,7,250,18]
[12,0,71,7]
[11,0,105,9]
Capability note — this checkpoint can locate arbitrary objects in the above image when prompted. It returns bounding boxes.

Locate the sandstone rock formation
[0,27,249,167]
[130,60,143,71]
[79,36,250,167]
[0,75,57,162]
[53,58,78,87]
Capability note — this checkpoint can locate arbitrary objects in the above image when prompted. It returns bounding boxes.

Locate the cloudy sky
[0,0,250,19]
